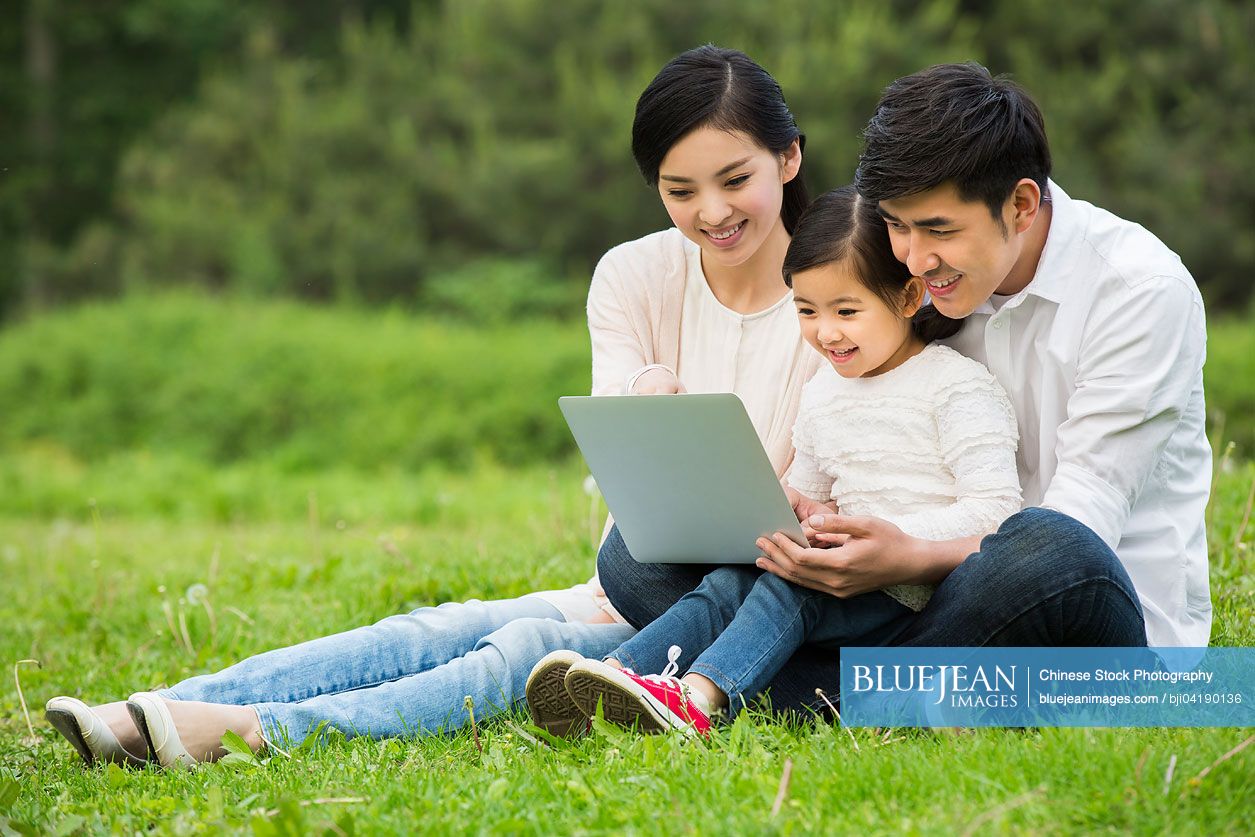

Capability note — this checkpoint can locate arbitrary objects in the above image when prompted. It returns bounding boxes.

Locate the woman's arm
[587,256,652,396]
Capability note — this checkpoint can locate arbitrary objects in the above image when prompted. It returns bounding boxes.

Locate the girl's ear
[779,138,802,185]
[902,276,926,317]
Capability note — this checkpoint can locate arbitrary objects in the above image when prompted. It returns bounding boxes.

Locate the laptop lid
[559,393,807,563]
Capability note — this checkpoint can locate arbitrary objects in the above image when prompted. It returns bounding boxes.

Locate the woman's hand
[755,514,929,598]
[632,367,687,395]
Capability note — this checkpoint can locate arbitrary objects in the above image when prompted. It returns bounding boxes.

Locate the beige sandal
[45,696,148,768]
[125,692,197,769]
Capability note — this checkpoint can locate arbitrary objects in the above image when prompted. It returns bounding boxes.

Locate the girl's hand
[632,367,687,395]
[784,487,839,545]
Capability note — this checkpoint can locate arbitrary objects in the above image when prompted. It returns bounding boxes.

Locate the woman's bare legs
[91,701,147,757]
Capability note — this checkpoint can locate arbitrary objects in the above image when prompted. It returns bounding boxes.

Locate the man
[750,61,1210,649]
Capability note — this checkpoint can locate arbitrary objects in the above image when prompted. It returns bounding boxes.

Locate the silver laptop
[559,393,808,563]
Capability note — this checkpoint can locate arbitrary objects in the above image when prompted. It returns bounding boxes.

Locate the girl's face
[791,260,925,378]
[657,127,801,269]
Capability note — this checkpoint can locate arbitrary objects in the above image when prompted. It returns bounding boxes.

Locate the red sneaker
[563,648,711,736]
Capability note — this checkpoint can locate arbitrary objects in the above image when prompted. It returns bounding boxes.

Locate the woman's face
[656,127,801,269]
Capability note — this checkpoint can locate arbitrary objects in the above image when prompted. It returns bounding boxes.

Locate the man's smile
[925,273,962,297]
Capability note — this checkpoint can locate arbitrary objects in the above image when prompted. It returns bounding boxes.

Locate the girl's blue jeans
[158,597,635,744]
[611,568,910,718]
[598,507,1148,717]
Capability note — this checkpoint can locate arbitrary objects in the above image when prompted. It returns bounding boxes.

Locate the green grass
[1,451,1252,834]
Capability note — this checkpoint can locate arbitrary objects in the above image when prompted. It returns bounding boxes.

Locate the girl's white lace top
[788,343,1022,611]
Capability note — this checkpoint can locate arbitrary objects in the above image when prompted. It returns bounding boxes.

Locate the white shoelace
[639,644,712,721]
[623,645,719,727]
[640,644,683,688]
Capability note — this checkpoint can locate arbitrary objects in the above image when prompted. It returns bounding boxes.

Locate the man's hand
[755,513,951,598]
[632,368,687,395]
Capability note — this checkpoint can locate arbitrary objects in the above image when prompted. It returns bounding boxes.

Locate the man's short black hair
[855,62,1051,221]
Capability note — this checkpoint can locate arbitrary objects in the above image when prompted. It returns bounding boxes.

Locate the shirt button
[992,319,1004,329]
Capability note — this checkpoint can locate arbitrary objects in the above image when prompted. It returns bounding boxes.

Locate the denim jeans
[160,597,636,743]
[598,507,1148,716]
[611,566,911,717]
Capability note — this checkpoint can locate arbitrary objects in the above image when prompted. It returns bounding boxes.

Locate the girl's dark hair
[783,186,963,344]
[632,45,809,234]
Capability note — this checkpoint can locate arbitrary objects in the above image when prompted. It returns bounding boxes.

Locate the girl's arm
[756,372,1021,595]
[886,378,1022,542]
[783,412,838,540]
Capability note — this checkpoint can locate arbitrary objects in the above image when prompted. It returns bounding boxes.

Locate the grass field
[1,448,1252,835]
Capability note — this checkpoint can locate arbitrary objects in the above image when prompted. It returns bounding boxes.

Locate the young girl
[530,185,1022,733]
[44,45,823,768]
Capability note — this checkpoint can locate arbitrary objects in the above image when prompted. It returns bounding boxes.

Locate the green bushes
[1,293,1251,472]
[0,293,591,470]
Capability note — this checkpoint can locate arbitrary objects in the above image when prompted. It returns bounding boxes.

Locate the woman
[45,45,821,769]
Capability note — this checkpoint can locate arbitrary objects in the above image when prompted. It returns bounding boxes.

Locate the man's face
[877,183,1024,319]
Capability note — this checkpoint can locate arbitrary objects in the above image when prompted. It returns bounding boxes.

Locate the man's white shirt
[944,181,1211,647]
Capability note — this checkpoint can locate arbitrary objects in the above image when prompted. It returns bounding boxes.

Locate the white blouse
[530,229,820,622]
[675,240,811,467]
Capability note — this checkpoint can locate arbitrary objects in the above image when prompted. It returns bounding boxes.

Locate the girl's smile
[824,345,858,364]
[792,260,926,379]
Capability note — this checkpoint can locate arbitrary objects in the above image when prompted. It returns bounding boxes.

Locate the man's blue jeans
[610,567,911,717]
[159,597,635,743]
[597,508,1148,715]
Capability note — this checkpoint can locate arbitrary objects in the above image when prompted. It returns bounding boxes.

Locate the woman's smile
[702,219,747,248]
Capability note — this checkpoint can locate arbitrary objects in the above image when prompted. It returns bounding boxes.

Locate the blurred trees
[973,0,1255,311]
[4,0,1252,319]
[1,0,417,317]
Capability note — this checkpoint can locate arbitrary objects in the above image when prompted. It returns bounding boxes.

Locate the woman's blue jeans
[159,597,635,743]
[597,508,1148,716]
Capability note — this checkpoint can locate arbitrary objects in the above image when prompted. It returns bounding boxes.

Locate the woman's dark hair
[783,186,963,344]
[632,45,809,234]
[856,62,1051,229]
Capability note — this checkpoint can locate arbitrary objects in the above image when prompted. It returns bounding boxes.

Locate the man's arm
[1039,274,1205,550]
